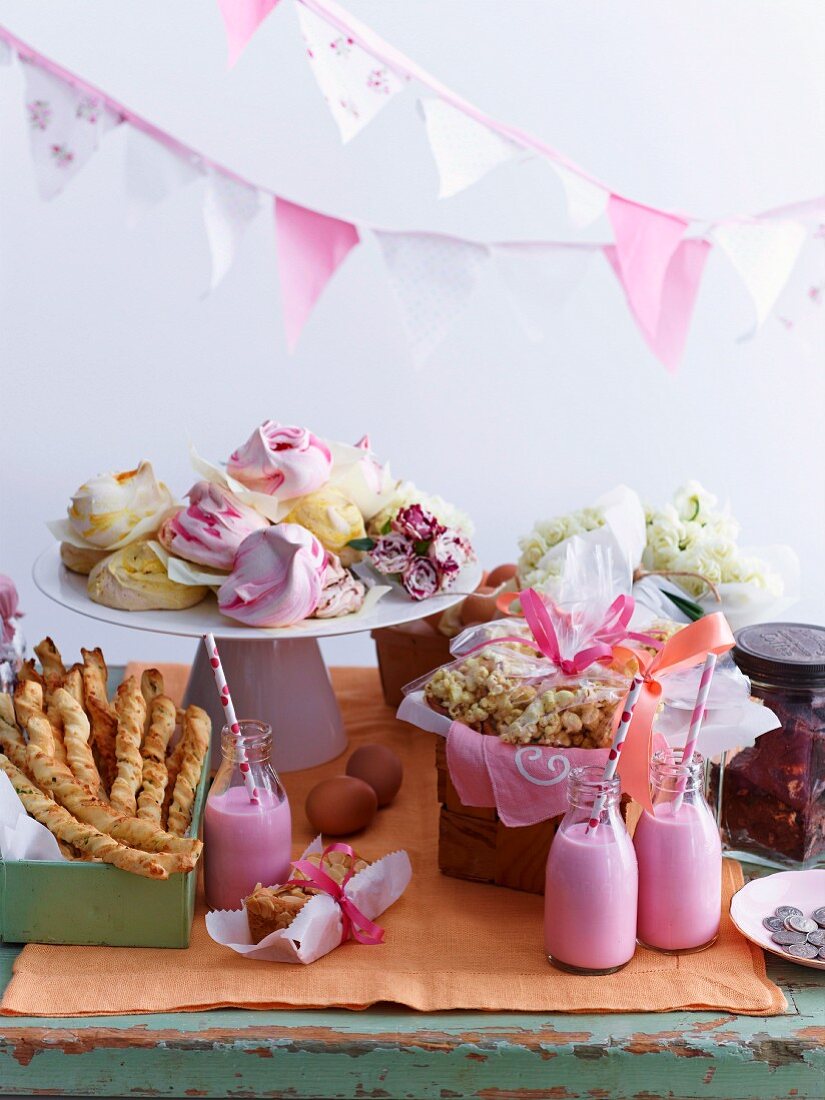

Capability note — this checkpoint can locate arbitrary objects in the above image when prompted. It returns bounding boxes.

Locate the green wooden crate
[0,762,209,948]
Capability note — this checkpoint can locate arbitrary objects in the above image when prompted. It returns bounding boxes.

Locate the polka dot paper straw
[673,651,718,812]
[203,633,259,804]
[585,675,644,837]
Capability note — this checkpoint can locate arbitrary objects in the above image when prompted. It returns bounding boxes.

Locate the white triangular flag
[375,230,489,365]
[0,39,12,65]
[202,168,261,289]
[295,4,407,142]
[551,162,609,228]
[713,220,807,331]
[124,126,201,224]
[21,59,121,199]
[493,242,595,342]
[419,98,524,198]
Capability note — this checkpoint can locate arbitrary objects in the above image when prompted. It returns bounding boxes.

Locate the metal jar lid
[733,623,825,690]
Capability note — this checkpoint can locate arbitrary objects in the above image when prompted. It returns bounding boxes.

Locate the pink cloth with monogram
[446,720,611,827]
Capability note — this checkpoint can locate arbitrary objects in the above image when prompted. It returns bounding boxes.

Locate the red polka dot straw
[203,633,259,804]
[585,676,644,837]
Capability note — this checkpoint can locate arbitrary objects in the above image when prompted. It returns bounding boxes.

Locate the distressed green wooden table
[0,941,823,1098]
[1,667,823,1098]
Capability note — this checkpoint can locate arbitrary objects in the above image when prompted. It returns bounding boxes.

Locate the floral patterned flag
[713,220,808,333]
[295,3,408,142]
[202,168,262,289]
[375,231,489,365]
[419,98,524,198]
[21,60,121,200]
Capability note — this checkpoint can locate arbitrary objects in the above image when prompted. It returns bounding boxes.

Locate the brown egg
[486,563,518,588]
[346,744,403,807]
[460,585,499,625]
[305,776,378,836]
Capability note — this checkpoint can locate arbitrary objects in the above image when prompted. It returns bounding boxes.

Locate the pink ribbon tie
[481,589,661,676]
[286,843,384,946]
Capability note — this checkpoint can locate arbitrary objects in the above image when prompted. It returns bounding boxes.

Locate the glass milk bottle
[204,721,292,911]
[544,766,638,974]
[634,749,722,953]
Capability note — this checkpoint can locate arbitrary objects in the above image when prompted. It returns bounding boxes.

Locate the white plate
[729,869,825,971]
[33,543,483,641]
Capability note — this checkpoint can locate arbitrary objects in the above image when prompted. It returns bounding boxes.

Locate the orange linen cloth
[2,666,785,1017]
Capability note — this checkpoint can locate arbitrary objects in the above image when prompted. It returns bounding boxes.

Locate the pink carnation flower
[402,557,440,600]
[370,532,415,575]
[393,504,444,542]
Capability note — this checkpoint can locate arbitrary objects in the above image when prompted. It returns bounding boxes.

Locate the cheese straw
[203,633,259,805]
[673,651,717,812]
[585,676,644,836]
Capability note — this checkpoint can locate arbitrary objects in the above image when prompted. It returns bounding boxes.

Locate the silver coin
[775,905,803,919]
[819,947,825,960]
[763,916,786,932]
[812,907,825,927]
[772,930,807,945]
[785,915,818,934]
[785,943,819,960]
[807,929,825,947]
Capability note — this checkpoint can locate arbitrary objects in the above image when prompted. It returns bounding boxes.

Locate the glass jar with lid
[716,623,825,869]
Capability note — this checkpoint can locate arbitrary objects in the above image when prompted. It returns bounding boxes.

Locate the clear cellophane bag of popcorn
[409,539,680,750]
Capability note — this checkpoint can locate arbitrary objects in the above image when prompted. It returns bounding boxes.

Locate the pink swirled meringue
[314,555,366,619]
[227,422,332,500]
[217,524,327,627]
[157,481,269,571]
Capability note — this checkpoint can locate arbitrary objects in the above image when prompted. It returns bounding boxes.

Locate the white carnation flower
[673,480,719,522]
[517,506,604,588]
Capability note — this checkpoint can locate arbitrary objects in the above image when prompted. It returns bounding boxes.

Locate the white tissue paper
[0,771,68,862]
[205,836,412,964]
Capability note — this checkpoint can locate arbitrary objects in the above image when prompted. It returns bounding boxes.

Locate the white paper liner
[47,510,170,553]
[205,836,412,964]
[0,771,68,862]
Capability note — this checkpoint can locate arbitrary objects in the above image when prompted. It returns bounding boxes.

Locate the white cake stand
[33,545,481,772]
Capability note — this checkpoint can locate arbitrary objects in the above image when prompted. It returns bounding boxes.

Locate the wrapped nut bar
[244,848,370,942]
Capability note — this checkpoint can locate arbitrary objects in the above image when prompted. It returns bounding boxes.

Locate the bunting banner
[375,231,490,365]
[217,0,282,67]
[0,18,822,372]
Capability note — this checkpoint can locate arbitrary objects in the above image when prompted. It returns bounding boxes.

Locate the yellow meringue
[87,542,207,612]
[67,461,174,549]
[285,488,366,565]
[59,542,109,576]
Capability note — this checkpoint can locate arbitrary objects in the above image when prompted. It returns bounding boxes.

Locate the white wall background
[1,0,823,670]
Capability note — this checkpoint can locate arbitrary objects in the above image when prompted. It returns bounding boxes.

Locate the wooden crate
[435,739,557,894]
[372,622,453,707]
[435,740,629,895]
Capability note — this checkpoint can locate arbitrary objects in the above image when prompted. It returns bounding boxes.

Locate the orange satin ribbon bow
[615,611,735,811]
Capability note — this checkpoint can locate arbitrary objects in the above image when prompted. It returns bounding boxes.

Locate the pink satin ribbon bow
[286,843,384,946]
[495,589,659,676]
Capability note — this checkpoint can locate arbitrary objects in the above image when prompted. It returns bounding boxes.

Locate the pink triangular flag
[217,0,281,67]
[608,195,689,338]
[605,238,711,373]
[275,197,360,350]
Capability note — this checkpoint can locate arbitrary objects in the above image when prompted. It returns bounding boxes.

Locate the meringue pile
[48,422,475,629]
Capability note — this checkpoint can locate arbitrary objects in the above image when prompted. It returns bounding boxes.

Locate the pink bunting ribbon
[286,843,384,946]
[475,589,659,677]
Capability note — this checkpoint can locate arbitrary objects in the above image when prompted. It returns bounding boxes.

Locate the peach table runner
[2,666,785,1017]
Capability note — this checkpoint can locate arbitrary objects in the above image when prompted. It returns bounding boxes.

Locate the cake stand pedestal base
[183,636,347,773]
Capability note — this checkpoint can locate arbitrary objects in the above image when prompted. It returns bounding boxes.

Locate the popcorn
[424,648,629,750]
